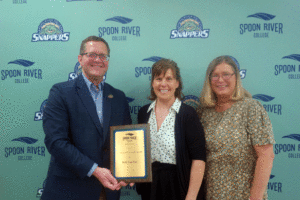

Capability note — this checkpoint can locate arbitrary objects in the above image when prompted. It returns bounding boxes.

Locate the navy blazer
[42,74,132,200]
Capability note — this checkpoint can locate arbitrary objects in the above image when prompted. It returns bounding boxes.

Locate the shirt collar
[147,98,181,113]
[82,73,104,91]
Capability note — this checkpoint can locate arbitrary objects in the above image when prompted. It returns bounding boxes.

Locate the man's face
[78,41,109,82]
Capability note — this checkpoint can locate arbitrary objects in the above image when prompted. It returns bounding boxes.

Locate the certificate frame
[110,124,152,182]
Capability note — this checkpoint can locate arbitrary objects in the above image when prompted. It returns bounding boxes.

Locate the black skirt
[136,162,205,200]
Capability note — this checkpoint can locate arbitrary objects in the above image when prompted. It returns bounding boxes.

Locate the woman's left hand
[185,160,205,200]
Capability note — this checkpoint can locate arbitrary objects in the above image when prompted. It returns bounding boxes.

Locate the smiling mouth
[92,65,105,68]
[160,90,169,93]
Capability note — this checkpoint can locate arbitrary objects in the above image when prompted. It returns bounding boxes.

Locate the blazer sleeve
[43,84,95,179]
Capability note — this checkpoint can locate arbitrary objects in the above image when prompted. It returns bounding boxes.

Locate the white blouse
[147,98,182,164]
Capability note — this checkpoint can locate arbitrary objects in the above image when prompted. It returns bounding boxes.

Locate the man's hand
[119,181,135,187]
[93,167,135,190]
[92,167,121,190]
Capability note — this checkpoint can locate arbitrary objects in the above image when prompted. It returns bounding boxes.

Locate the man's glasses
[210,73,235,81]
[81,52,110,61]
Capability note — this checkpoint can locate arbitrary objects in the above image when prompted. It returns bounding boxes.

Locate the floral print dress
[199,98,275,200]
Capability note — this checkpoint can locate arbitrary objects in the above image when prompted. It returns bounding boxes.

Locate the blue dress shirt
[82,74,104,177]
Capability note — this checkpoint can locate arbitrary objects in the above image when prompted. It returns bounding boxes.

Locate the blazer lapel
[102,83,112,141]
[76,75,103,134]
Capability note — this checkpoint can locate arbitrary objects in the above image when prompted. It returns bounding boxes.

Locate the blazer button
[104,148,109,152]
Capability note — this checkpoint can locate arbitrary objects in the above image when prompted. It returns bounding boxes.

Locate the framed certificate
[110,124,152,182]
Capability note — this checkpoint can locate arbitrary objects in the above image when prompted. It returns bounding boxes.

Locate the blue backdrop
[1,0,299,199]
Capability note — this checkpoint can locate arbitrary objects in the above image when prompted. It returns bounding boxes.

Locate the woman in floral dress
[197,56,275,200]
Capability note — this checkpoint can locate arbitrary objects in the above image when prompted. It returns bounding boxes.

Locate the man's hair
[79,36,110,56]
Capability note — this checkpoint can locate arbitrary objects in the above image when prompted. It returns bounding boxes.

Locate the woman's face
[152,68,179,102]
[210,62,236,100]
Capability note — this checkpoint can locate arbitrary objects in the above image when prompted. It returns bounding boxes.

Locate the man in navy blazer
[41,36,132,200]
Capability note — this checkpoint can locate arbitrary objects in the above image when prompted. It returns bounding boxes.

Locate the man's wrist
[88,163,98,177]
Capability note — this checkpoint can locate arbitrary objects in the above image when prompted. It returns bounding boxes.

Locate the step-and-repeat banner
[1,0,299,199]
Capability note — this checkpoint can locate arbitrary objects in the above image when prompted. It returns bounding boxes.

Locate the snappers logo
[182,95,200,110]
[13,0,27,4]
[34,100,47,121]
[99,16,140,41]
[228,56,246,79]
[170,15,210,39]
[274,54,300,80]
[4,137,46,160]
[32,19,70,42]
[274,134,300,158]
[1,59,42,83]
[240,12,283,38]
[68,62,81,81]
[252,94,282,115]
[268,175,283,193]
[135,56,162,80]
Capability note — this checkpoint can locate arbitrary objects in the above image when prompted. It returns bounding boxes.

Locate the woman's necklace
[155,106,170,131]
[155,99,173,119]
[156,107,169,119]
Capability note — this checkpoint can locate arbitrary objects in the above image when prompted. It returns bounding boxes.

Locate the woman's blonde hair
[199,55,251,108]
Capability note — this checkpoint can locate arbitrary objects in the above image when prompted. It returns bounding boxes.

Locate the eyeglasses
[210,73,235,81]
[81,52,110,61]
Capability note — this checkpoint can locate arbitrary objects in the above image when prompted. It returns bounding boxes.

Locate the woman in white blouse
[135,58,206,200]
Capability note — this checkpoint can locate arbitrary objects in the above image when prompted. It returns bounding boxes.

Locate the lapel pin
[108,94,113,99]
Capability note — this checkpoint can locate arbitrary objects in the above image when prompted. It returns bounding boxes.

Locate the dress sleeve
[246,99,276,146]
[184,106,206,161]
